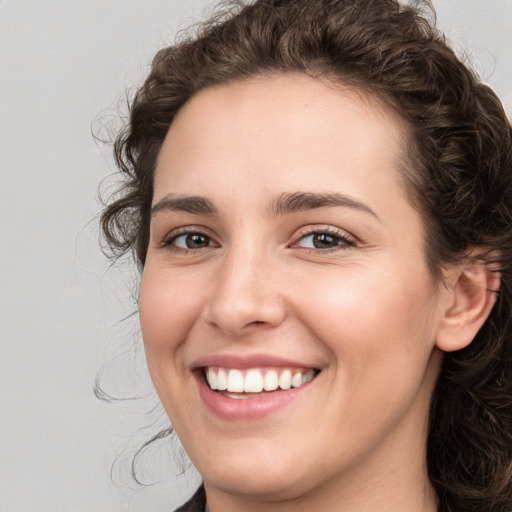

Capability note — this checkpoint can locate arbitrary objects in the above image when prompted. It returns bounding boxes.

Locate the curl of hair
[100,1,512,509]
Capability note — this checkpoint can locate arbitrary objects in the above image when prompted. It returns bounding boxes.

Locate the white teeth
[244,370,264,392]
[217,368,228,390]
[302,371,314,385]
[263,370,279,391]
[207,368,218,390]
[279,369,292,390]
[291,372,302,388]
[226,369,244,392]
[205,367,317,394]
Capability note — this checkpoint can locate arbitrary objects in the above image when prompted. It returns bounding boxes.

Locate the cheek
[138,267,207,425]
[295,266,441,439]
[293,262,439,375]
[139,267,202,375]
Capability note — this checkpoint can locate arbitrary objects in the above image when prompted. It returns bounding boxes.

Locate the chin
[194,438,320,501]
[204,465,313,502]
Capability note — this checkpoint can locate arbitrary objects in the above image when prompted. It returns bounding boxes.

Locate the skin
[139,73,494,512]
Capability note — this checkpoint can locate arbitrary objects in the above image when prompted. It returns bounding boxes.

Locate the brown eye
[169,232,213,249]
[294,229,355,252]
[311,233,339,249]
[185,233,210,248]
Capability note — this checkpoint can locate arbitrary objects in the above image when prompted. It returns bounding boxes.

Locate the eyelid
[159,225,219,252]
[289,225,357,251]
[157,223,356,254]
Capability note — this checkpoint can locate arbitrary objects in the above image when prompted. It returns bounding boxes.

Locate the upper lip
[192,353,320,370]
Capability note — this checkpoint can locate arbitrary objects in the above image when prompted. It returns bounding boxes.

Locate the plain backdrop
[1,1,511,511]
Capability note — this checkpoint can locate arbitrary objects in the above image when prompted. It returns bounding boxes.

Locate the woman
[101,0,512,510]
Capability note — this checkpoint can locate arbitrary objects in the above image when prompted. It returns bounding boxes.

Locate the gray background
[1,1,511,511]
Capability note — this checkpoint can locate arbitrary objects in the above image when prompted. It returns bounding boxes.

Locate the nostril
[244,320,270,330]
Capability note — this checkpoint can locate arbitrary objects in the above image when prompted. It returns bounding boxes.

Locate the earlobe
[435,261,500,352]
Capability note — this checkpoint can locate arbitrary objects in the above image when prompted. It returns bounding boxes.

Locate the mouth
[203,366,319,399]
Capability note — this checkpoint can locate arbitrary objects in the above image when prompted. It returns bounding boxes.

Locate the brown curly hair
[100,1,512,510]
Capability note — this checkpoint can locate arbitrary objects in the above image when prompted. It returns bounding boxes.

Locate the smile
[204,366,317,396]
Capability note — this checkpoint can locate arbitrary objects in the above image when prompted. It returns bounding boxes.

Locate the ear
[436,258,500,352]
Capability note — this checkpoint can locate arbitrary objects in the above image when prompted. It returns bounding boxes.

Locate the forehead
[154,73,410,204]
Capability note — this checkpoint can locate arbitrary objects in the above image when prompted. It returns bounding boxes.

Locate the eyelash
[160,226,356,255]
[160,227,217,255]
[291,226,356,253]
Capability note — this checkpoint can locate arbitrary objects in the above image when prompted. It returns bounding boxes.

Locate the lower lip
[196,372,314,421]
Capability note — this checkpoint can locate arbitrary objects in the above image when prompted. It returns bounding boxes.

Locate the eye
[173,233,212,249]
[161,228,219,253]
[293,228,355,252]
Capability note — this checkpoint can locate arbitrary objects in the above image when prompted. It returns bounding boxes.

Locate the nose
[204,246,287,337]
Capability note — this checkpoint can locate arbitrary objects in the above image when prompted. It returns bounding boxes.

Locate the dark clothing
[174,485,206,512]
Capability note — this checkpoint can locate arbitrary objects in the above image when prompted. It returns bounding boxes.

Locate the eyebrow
[151,191,378,219]
[268,192,378,219]
[151,195,217,216]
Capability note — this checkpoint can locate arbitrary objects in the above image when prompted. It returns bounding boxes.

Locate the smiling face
[139,74,448,510]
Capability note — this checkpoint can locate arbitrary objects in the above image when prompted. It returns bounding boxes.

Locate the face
[140,74,447,504]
